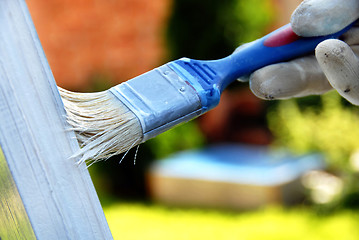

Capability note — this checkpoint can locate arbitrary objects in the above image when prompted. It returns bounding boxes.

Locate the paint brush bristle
[59,87,143,164]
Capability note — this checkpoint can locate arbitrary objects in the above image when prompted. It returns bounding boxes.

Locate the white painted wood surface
[0,0,113,239]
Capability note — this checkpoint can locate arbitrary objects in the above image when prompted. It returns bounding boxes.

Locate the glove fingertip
[316,39,359,105]
[291,0,359,37]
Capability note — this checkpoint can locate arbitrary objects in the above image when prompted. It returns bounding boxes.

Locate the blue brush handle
[168,22,354,112]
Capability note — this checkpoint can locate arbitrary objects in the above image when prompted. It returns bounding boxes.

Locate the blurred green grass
[104,202,359,240]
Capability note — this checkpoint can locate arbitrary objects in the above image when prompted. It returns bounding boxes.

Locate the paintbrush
[60,22,353,164]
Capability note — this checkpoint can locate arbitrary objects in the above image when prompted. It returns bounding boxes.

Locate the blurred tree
[166,0,274,60]
[268,92,359,209]
[147,121,206,160]
[268,92,359,172]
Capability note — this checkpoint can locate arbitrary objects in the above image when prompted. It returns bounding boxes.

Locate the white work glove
[248,0,359,105]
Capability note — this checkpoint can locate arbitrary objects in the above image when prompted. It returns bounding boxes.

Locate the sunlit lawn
[103,201,359,240]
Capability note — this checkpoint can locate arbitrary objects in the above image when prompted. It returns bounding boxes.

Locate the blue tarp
[150,144,325,186]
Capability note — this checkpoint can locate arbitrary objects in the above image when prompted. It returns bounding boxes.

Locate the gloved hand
[247,0,359,105]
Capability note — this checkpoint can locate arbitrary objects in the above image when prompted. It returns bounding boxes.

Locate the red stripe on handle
[264,25,300,47]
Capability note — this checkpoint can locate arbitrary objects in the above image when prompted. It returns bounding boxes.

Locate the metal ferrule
[110,64,202,142]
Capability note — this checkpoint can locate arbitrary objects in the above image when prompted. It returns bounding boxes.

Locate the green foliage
[104,202,359,240]
[166,0,274,60]
[146,121,206,160]
[228,0,275,43]
[268,92,359,172]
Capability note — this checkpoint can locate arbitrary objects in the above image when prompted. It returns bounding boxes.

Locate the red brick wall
[27,0,172,90]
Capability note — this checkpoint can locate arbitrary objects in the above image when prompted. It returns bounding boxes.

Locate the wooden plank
[0,0,113,239]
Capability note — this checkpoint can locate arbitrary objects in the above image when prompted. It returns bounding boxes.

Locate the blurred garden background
[28,0,359,239]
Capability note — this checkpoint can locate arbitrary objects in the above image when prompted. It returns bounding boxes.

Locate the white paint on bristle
[59,87,143,165]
